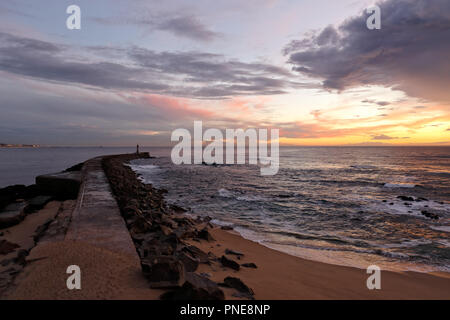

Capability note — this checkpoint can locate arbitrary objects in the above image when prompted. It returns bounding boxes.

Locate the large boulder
[0,240,20,255]
[141,256,185,288]
[161,272,225,300]
[220,255,240,271]
[221,277,254,299]
[36,171,81,199]
[0,185,27,211]
[176,251,199,272]
[182,245,210,264]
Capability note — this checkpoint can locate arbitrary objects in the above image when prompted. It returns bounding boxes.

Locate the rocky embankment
[102,154,255,300]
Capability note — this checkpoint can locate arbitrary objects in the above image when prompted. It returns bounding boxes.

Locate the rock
[170,204,187,213]
[174,226,198,239]
[421,210,439,220]
[382,200,387,203]
[222,277,254,297]
[161,272,225,300]
[130,215,152,234]
[122,204,141,219]
[416,197,428,202]
[241,263,257,269]
[0,185,27,210]
[161,216,178,229]
[176,251,199,272]
[225,249,244,256]
[220,225,233,230]
[0,202,27,229]
[160,225,173,236]
[182,245,210,264]
[220,255,240,271]
[141,256,185,288]
[140,239,176,257]
[173,216,196,227]
[160,233,180,250]
[24,195,52,213]
[197,228,215,242]
[0,240,20,255]
[397,196,414,202]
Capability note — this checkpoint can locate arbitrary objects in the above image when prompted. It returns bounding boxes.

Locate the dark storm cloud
[0,32,299,98]
[127,47,298,95]
[0,32,168,91]
[284,0,450,103]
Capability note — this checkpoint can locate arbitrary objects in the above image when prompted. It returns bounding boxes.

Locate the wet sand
[188,228,450,300]
[3,220,450,300]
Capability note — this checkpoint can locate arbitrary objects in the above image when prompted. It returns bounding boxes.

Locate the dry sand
[5,240,163,300]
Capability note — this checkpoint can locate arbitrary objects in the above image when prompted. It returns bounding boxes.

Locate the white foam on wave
[430,226,450,233]
[218,188,268,202]
[383,183,416,188]
[218,188,233,198]
[127,164,162,184]
[236,195,268,202]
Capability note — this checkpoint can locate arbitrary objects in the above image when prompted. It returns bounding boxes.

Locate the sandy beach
[189,228,450,299]
[3,224,450,299]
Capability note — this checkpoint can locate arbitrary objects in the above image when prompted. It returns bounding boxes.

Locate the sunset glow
[0,0,449,146]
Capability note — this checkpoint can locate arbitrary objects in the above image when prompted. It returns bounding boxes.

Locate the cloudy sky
[0,0,449,146]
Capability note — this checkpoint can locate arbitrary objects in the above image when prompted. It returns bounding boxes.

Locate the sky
[0,0,449,146]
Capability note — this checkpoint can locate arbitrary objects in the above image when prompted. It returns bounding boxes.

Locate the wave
[383,183,416,188]
[218,188,233,198]
[236,195,268,202]
[350,164,377,169]
[218,188,269,202]
[127,164,162,184]
[430,226,450,233]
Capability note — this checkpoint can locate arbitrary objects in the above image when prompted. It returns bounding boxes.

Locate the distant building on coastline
[0,143,40,148]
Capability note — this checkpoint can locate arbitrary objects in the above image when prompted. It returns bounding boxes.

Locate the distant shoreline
[0,144,40,148]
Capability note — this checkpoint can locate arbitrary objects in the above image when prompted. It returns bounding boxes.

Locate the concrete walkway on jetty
[3,154,161,300]
[65,156,137,257]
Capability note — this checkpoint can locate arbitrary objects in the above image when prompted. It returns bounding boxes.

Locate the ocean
[1,146,449,271]
[129,146,450,272]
